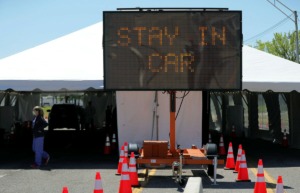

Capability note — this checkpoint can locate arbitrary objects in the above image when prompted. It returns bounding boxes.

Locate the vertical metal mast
[267,0,299,63]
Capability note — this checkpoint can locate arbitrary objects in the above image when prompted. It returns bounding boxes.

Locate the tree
[255,31,300,62]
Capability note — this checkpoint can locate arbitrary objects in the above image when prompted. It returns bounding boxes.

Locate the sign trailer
[103,8,242,184]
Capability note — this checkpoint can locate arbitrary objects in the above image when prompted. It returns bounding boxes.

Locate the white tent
[0,22,104,92]
[1,22,300,92]
[0,22,104,132]
[1,22,300,148]
[243,46,300,92]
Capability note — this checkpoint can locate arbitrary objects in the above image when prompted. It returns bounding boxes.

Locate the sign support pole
[170,91,176,155]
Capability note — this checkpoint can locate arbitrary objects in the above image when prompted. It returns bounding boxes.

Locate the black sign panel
[103,11,242,90]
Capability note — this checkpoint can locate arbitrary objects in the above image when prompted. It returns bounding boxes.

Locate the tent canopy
[242,46,300,92]
[1,22,300,92]
[0,22,104,92]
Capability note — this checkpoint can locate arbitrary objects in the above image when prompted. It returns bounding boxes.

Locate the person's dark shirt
[32,115,48,138]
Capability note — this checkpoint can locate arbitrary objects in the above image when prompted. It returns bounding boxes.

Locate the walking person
[31,106,50,169]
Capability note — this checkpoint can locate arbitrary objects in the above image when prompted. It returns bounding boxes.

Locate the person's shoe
[30,163,40,169]
[45,156,50,166]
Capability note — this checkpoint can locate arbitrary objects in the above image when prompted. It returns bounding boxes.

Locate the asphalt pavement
[0,135,299,193]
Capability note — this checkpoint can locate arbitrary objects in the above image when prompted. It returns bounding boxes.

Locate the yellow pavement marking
[132,169,157,193]
[250,168,286,193]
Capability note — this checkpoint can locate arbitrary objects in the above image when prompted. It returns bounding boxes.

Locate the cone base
[224,167,235,170]
[236,179,251,182]
[131,184,141,188]
[104,148,111,155]
[254,183,267,193]
[233,171,238,173]
[119,180,132,193]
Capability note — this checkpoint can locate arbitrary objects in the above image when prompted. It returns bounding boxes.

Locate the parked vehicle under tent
[0,90,117,157]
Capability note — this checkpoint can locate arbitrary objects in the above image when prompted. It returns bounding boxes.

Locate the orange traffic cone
[111,133,117,151]
[116,145,125,175]
[254,159,267,193]
[124,142,128,158]
[129,152,139,187]
[236,150,251,182]
[119,158,132,193]
[218,134,226,156]
[282,130,288,148]
[275,176,284,193]
[208,132,212,143]
[62,187,68,193]
[234,144,243,173]
[104,135,111,155]
[224,142,235,170]
[94,172,104,193]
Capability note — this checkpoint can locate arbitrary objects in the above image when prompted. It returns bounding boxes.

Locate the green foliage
[255,31,300,62]
[41,106,51,119]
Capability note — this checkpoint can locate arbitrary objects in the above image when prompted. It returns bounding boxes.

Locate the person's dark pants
[32,137,49,166]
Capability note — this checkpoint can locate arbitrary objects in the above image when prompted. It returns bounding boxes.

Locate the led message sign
[103,11,242,90]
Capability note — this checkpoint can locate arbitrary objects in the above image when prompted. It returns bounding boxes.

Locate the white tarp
[116,91,202,148]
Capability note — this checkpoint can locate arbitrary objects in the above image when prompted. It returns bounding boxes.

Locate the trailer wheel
[206,143,218,156]
[205,143,217,176]
[128,143,139,158]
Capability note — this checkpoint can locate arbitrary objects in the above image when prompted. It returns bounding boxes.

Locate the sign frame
[103,10,243,91]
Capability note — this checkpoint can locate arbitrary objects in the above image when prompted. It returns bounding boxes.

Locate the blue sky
[0,0,299,59]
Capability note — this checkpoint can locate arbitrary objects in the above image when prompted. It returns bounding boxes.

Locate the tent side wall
[209,91,300,149]
[116,91,203,149]
[290,92,300,149]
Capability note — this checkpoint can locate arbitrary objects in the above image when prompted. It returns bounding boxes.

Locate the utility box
[143,140,168,158]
